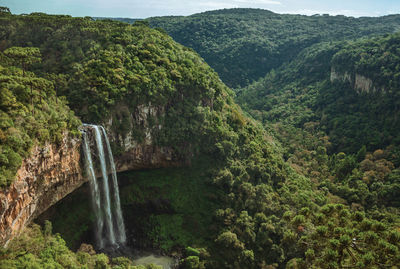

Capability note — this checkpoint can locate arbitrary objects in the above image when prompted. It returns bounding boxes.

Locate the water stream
[101,126,126,244]
[81,124,127,249]
[82,131,105,248]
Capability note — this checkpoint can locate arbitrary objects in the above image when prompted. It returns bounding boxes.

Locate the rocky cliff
[0,134,83,247]
[109,103,186,172]
[330,68,382,93]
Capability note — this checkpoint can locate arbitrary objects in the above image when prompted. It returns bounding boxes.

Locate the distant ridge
[93,17,140,24]
[145,8,400,87]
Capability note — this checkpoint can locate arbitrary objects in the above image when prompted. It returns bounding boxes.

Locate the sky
[1,0,399,18]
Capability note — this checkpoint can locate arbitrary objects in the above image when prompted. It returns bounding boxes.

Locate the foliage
[0,55,81,187]
[36,183,94,250]
[237,31,400,155]
[0,11,224,127]
[1,12,319,267]
[235,32,400,267]
[0,223,102,268]
[0,222,165,269]
[287,204,400,268]
[142,9,400,87]
[318,34,400,153]
[4,46,41,74]
[117,162,223,252]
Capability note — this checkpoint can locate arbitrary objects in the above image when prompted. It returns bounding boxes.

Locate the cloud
[234,0,282,5]
[196,1,239,9]
[283,9,380,17]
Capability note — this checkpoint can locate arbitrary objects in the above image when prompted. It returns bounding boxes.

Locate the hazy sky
[2,0,399,18]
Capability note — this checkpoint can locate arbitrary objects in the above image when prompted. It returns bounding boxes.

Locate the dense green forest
[142,9,400,87]
[0,7,399,269]
[0,47,81,186]
[236,32,400,157]
[236,32,400,262]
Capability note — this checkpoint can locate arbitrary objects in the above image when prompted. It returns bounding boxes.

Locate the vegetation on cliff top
[0,11,223,124]
[0,10,300,267]
[236,32,400,155]
[0,51,81,187]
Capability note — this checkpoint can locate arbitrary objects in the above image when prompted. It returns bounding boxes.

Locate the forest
[0,6,399,269]
[146,8,400,88]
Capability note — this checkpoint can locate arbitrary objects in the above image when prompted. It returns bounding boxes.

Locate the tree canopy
[143,8,400,88]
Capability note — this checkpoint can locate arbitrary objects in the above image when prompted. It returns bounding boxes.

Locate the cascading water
[93,125,116,246]
[82,131,105,249]
[101,126,126,244]
[80,124,127,249]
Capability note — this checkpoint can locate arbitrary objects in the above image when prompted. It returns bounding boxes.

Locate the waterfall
[100,126,126,244]
[82,131,104,249]
[93,126,116,246]
[81,124,127,248]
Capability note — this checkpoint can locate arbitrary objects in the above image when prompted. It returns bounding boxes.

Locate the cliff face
[0,103,185,247]
[0,134,83,247]
[330,68,381,93]
[109,103,186,172]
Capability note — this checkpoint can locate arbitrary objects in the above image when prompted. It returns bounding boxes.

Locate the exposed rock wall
[0,134,83,247]
[330,69,352,84]
[330,68,381,93]
[354,74,376,93]
[109,103,186,172]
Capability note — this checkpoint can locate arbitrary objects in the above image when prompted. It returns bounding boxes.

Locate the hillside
[0,9,399,269]
[237,33,400,154]
[236,32,400,217]
[146,8,400,88]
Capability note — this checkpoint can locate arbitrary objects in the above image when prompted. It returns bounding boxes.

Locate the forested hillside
[146,8,400,87]
[0,8,399,269]
[236,32,400,234]
[237,33,400,154]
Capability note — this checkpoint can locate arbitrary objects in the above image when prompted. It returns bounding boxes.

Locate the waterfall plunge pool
[133,253,175,268]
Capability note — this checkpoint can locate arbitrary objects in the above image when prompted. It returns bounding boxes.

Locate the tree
[293,204,400,268]
[4,47,41,76]
[0,6,11,14]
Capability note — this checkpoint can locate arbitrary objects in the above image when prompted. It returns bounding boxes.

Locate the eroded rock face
[330,68,382,93]
[108,102,186,171]
[0,134,83,247]
[330,69,352,84]
[354,74,375,93]
[116,145,182,172]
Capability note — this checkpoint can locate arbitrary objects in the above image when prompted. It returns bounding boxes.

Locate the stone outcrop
[0,134,83,247]
[109,103,186,172]
[330,68,382,93]
[116,145,180,172]
[354,74,376,93]
[330,69,352,84]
